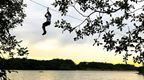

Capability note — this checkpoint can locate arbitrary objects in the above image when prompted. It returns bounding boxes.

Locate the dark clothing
[45,11,51,22]
[42,10,51,35]
[42,21,51,35]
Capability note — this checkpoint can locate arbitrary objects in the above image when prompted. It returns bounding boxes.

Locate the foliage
[0,0,28,79]
[53,0,144,65]
[138,66,144,74]
[0,58,77,70]
[0,58,137,70]
[78,62,136,70]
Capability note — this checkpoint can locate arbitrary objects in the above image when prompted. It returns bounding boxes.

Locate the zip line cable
[30,0,47,8]
[29,0,83,21]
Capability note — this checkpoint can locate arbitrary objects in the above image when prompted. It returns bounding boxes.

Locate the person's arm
[45,13,48,18]
[47,11,51,17]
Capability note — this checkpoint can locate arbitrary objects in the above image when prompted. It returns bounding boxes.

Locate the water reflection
[8,71,144,80]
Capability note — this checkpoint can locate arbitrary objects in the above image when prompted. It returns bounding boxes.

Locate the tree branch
[72,5,88,17]
[73,17,87,29]
[129,7,144,13]
[137,0,144,2]
[94,8,121,14]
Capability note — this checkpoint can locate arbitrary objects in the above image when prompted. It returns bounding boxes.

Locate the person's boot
[42,25,47,35]
[42,30,46,35]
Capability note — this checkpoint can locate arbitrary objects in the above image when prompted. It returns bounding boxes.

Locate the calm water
[8,70,144,80]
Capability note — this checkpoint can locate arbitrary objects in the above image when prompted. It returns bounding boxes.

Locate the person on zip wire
[42,7,51,35]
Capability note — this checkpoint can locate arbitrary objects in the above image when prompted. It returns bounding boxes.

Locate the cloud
[28,39,124,64]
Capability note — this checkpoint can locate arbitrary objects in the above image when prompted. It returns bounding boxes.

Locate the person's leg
[42,22,48,35]
[42,21,50,35]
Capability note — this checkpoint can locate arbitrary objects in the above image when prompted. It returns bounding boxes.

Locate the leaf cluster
[0,0,28,79]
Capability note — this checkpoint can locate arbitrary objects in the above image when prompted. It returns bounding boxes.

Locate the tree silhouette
[0,0,28,79]
[53,0,144,65]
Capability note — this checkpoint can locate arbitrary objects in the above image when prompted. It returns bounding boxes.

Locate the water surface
[8,70,144,80]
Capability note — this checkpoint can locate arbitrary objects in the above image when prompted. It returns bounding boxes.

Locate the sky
[11,0,141,65]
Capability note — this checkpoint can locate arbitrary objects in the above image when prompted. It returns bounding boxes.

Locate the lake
[8,70,144,80]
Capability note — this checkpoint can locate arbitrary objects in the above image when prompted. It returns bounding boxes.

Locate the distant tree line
[138,66,144,74]
[78,62,136,70]
[0,58,137,70]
